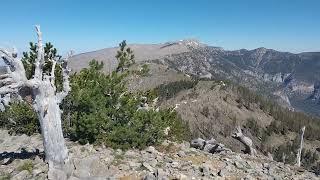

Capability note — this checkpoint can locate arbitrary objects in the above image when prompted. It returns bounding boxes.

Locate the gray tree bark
[0,25,71,179]
[232,126,256,155]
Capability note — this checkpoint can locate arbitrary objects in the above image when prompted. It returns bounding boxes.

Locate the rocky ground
[0,130,319,180]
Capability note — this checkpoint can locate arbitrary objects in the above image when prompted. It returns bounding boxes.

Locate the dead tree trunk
[296,126,305,167]
[282,152,286,163]
[232,126,256,155]
[34,85,68,164]
[0,26,71,178]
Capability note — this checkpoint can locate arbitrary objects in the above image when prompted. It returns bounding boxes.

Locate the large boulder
[190,138,206,149]
[191,138,230,154]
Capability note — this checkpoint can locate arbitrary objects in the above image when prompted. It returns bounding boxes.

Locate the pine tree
[115,40,135,72]
[63,41,189,149]
[22,42,63,91]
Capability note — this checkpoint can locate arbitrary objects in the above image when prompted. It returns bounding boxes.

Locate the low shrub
[154,80,198,100]
[0,101,39,135]
[17,160,34,173]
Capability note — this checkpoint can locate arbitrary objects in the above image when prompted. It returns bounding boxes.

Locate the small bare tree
[0,26,71,177]
[232,125,256,155]
[296,126,306,167]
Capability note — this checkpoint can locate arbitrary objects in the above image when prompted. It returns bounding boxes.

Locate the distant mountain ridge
[69,39,320,116]
[69,39,203,73]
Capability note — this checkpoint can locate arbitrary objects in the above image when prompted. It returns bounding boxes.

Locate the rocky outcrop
[273,90,292,108]
[190,138,230,154]
[0,130,319,179]
[284,79,315,95]
[310,82,320,102]
[262,73,291,83]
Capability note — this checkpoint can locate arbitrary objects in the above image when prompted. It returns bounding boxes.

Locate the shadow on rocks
[0,148,44,165]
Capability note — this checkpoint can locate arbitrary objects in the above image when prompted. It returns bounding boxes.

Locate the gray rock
[32,168,45,177]
[11,170,29,180]
[164,156,173,163]
[124,150,138,157]
[115,149,123,155]
[234,161,245,169]
[156,168,169,179]
[171,161,179,168]
[48,168,68,180]
[129,161,141,169]
[118,164,130,171]
[204,143,227,154]
[72,155,102,177]
[88,161,109,177]
[243,175,255,180]
[199,163,211,176]
[86,177,109,180]
[176,173,188,180]
[156,155,164,161]
[144,172,156,180]
[203,144,216,153]
[190,138,206,149]
[205,138,216,145]
[218,168,227,177]
[178,141,190,151]
[106,177,117,180]
[146,146,157,154]
[34,156,43,164]
[68,176,81,180]
[177,150,186,157]
[1,157,11,165]
[143,162,154,172]
[152,160,159,169]
[215,143,227,153]
[36,173,47,180]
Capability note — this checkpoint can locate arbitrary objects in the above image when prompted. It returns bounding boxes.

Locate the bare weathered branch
[48,58,57,91]
[56,52,71,103]
[232,125,256,155]
[34,25,44,80]
[0,73,10,79]
[0,48,28,97]
[0,85,18,94]
[51,59,56,80]
[0,49,25,75]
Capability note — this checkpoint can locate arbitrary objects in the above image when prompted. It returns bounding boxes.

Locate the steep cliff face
[310,82,320,102]
[273,90,292,108]
[154,46,320,115]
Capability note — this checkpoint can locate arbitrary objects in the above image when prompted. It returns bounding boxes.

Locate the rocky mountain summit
[1,130,318,180]
[69,40,320,116]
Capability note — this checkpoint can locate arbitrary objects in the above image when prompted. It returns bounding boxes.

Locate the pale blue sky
[1,0,320,54]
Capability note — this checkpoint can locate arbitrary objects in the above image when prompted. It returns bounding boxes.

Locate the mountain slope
[69,40,320,116]
[69,39,202,73]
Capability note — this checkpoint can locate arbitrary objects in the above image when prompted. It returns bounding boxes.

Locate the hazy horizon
[1,0,319,55]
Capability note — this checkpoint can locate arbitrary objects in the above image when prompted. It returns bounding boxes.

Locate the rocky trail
[0,130,318,180]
